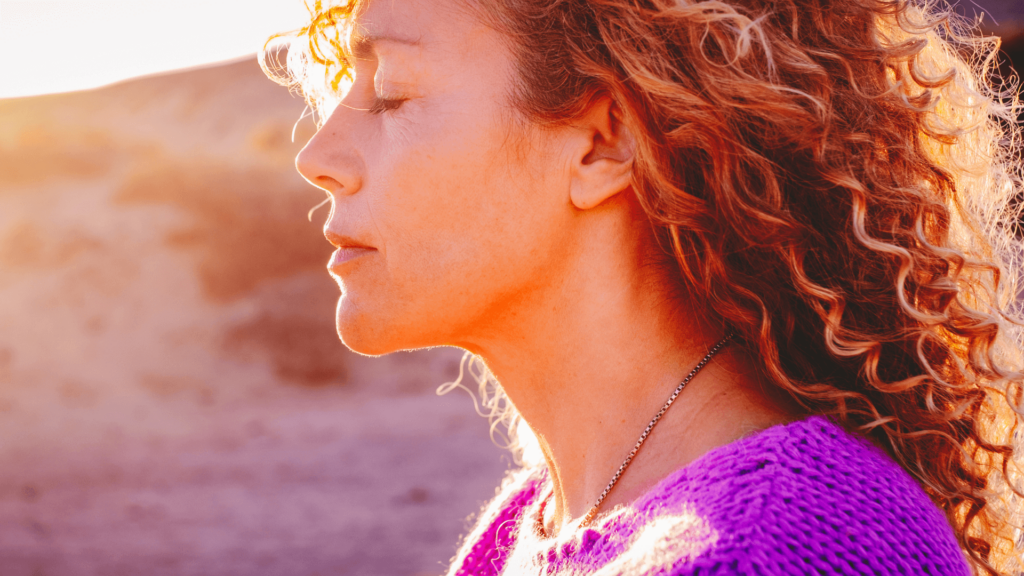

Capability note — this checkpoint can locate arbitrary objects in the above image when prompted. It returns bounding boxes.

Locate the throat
[535,333,736,537]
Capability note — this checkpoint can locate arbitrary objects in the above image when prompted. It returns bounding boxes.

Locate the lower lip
[328,247,375,273]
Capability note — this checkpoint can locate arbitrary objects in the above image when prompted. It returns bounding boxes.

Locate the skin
[295,0,801,537]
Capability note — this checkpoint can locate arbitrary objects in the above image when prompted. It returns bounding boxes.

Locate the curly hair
[262,0,1024,572]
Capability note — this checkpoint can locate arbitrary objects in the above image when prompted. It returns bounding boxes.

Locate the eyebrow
[350,33,421,60]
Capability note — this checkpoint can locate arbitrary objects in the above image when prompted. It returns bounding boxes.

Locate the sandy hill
[0,58,507,576]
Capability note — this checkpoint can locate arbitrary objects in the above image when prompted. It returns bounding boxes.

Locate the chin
[334,297,399,357]
[337,334,395,357]
[335,294,455,356]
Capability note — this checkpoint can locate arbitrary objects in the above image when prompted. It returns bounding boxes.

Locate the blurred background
[0,1,1020,575]
[0,2,511,575]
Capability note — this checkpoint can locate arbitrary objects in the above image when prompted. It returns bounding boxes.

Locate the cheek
[379,106,517,254]
[360,108,568,338]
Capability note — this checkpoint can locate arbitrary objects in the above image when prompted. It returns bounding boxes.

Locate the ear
[568,97,636,211]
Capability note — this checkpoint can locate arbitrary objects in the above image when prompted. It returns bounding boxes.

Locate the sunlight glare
[0,0,310,98]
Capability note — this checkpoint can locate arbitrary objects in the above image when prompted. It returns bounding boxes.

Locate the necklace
[536,332,735,537]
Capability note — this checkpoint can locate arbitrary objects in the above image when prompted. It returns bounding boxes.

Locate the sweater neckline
[527,414,837,542]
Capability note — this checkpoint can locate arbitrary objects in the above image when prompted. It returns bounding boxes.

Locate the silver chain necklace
[536,332,736,537]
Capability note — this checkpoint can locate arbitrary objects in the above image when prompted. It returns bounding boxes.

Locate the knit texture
[445,415,970,575]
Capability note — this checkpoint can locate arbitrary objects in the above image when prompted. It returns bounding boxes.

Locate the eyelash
[368,95,406,114]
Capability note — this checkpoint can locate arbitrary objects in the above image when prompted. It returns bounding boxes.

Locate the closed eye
[368,96,407,114]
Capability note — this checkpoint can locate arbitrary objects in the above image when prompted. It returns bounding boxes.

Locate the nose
[294,113,363,198]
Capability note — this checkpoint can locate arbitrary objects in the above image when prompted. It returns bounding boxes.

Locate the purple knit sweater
[445,415,970,575]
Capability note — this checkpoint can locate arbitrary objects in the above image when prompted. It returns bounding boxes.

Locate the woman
[263,0,1024,573]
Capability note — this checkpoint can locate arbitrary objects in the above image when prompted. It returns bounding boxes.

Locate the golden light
[0,0,310,98]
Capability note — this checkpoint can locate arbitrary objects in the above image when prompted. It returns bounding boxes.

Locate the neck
[457,199,799,536]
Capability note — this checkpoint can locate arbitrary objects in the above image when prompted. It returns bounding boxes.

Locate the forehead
[350,0,478,51]
[345,0,517,105]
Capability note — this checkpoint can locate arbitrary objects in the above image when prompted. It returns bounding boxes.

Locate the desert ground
[0,58,509,576]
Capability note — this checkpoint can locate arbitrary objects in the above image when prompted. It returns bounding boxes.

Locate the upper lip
[326,232,376,251]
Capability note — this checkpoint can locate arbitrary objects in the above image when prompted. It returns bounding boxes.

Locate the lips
[328,245,376,275]
[325,230,376,275]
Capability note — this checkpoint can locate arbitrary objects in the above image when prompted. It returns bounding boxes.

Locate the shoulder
[654,415,971,575]
[445,416,972,576]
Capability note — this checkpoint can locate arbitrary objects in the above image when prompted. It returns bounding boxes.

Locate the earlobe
[569,157,634,210]
[569,99,637,211]
[570,179,599,210]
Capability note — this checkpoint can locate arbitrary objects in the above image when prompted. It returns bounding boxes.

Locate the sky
[0,0,310,99]
[0,0,1019,100]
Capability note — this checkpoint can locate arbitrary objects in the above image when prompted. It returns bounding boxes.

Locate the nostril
[293,116,362,196]
[294,145,334,191]
[314,176,342,190]
[295,151,358,197]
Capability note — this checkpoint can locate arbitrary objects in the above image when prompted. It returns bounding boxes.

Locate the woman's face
[296,0,578,355]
